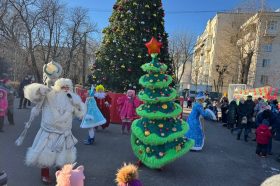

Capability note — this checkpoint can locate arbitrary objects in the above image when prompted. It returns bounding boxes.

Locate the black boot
[84,136,94,145]
[244,135,248,142]
[237,134,240,140]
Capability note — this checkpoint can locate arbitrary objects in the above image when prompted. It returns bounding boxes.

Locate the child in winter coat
[256,124,272,157]
[0,89,8,132]
[117,90,140,134]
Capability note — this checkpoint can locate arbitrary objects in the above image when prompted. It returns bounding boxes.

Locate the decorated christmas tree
[91,0,172,92]
[131,37,194,169]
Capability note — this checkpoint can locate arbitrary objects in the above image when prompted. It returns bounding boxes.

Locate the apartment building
[192,11,280,93]
[240,11,280,88]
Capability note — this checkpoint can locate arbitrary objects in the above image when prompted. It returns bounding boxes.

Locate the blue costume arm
[197,104,211,119]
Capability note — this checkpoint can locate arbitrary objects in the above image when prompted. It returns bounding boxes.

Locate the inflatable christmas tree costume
[131,37,194,169]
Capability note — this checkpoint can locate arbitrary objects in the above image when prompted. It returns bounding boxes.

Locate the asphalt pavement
[0,100,280,186]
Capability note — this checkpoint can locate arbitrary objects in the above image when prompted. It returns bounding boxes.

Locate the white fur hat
[53,78,73,92]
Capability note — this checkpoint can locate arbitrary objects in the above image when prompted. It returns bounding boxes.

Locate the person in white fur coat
[23,78,86,184]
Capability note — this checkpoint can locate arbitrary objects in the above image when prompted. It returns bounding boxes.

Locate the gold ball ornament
[144,130,150,136]
[146,147,151,153]
[158,123,164,128]
[161,104,168,109]
[154,74,158,77]
[176,145,182,152]
[149,79,153,83]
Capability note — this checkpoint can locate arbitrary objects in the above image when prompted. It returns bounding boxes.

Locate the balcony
[264,29,277,37]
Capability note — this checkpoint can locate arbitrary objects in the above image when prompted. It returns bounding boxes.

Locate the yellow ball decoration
[161,104,168,109]
[154,74,158,77]
[144,130,150,136]
[158,124,164,128]
[176,145,182,152]
[146,147,151,153]
[149,80,153,83]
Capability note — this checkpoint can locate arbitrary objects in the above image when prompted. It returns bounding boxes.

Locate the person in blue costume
[185,92,216,151]
[80,85,106,145]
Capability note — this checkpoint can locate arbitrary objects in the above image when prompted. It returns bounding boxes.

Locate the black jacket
[227,100,238,124]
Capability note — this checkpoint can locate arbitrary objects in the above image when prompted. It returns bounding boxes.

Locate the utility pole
[82,33,87,88]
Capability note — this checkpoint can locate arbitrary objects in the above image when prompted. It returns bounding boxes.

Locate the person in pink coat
[117,90,140,134]
[0,89,8,132]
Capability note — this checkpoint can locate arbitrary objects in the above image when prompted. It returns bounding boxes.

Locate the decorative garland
[139,74,172,89]
[136,103,182,119]
[131,119,189,145]
[138,88,177,103]
[131,134,194,169]
[141,63,167,73]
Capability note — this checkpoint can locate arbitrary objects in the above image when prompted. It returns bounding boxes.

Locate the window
[260,75,268,84]
[267,21,277,30]
[262,44,272,52]
[262,59,271,67]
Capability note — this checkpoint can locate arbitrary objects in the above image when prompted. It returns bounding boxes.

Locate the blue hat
[196,92,205,100]
[89,85,95,97]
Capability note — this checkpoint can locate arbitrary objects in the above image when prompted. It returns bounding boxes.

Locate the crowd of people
[1,67,280,185]
[205,95,280,160]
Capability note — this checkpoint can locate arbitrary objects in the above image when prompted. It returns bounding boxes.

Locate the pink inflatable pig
[56,164,85,186]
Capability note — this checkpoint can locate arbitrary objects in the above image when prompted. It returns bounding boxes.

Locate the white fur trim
[191,138,204,151]
[26,146,77,168]
[24,83,48,103]
[261,174,280,186]
[71,93,86,119]
[53,78,73,92]
[94,92,106,99]
[56,147,77,167]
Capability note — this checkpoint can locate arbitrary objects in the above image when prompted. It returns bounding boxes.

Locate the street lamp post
[216,64,227,93]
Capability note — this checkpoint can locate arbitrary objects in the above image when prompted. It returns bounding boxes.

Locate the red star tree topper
[145,37,162,55]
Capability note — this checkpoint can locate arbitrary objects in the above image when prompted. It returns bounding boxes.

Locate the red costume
[95,94,111,129]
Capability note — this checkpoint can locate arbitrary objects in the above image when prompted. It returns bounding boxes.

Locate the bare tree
[191,61,202,91]
[64,7,97,79]
[8,0,44,82]
[169,32,194,87]
[36,0,65,64]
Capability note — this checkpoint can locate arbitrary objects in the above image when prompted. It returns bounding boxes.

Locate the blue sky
[66,0,280,38]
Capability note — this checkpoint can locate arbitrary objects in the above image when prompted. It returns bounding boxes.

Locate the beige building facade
[192,12,252,93]
[192,11,280,92]
[240,12,280,89]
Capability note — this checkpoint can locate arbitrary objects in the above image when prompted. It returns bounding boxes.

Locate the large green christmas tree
[92,0,172,92]
[131,37,194,169]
